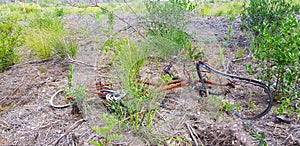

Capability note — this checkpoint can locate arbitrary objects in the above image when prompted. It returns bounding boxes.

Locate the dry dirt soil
[1,12,300,146]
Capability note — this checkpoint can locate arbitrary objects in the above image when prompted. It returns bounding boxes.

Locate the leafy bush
[0,14,23,71]
[241,0,300,35]
[252,15,300,115]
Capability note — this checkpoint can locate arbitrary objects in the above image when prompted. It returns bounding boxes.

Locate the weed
[67,64,74,88]
[113,38,147,90]
[221,99,241,112]
[201,95,224,119]
[201,4,210,16]
[274,97,294,115]
[68,85,89,115]
[221,100,232,112]
[51,37,78,58]
[216,47,225,67]
[251,131,267,146]
[235,48,244,61]
[296,106,300,117]
[225,24,233,41]
[102,37,160,132]
[99,9,118,52]
[89,114,123,146]
[247,98,257,111]
[55,8,64,17]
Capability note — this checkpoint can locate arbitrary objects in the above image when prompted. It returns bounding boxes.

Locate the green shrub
[241,0,300,35]
[145,0,193,35]
[253,15,300,115]
[0,14,23,71]
[144,0,202,60]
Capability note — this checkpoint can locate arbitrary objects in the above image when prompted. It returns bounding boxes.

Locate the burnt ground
[1,12,300,146]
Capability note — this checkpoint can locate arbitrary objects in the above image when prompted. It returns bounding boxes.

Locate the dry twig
[51,118,86,145]
[185,122,203,146]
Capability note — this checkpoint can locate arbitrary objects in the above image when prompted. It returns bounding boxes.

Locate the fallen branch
[5,58,53,70]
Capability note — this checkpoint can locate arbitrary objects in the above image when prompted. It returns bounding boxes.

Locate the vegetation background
[0,0,299,145]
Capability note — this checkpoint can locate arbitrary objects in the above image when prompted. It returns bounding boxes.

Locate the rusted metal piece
[158,80,189,91]
[162,49,185,76]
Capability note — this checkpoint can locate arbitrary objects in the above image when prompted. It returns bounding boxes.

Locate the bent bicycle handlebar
[196,61,273,120]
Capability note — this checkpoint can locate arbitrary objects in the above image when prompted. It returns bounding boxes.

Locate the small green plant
[144,0,202,60]
[113,38,147,90]
[101,37,159,132]
[296,106,300,117]
[67,64,74,88]
[89,114,123,146]
[221,100,232,112]
[234,102,241,111]
[221,100,241,112]
[55,8,64,17]
[201,4,210,16]
[235,48,244,61]
[225,24,233,41]
[247,98,257,111]
[274,97,294,115]
[216,47,225,67]
[69,85,89,115]
[100,9,117,52]
[51,37,78,58]
[63,64,91,115]
[0,14,23,72]
[251,131,267,146]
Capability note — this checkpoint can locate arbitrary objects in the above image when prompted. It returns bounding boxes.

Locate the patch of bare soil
[1,13,299,146]
[0,58,95,145]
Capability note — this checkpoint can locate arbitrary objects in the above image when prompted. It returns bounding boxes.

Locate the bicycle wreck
[93,49,273,120]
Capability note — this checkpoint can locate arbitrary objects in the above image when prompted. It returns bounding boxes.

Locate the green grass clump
[25,11,77,59]
[114,38,148,93]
